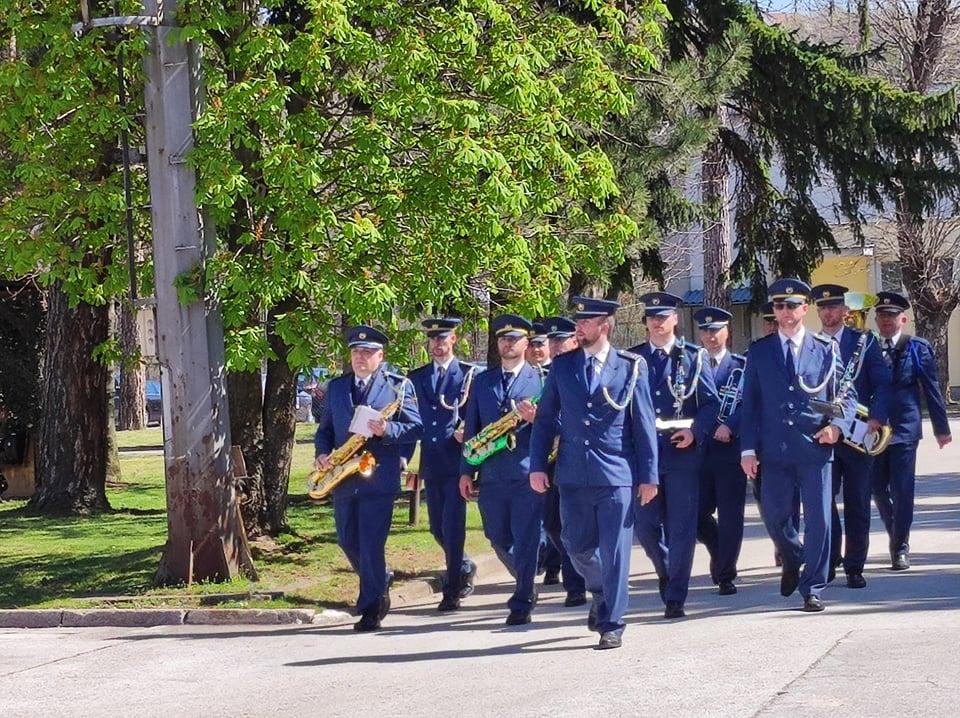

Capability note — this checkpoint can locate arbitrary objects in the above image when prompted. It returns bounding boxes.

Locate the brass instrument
[307,394,404,500]
[717,365,744,424]
[462,394,541,466]
[659,338,700,433]
[843,292,893,456]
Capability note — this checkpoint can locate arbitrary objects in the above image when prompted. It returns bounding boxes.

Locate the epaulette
[617,349,640,360]
[811,332,832,344]
[909,336,930,347]
[730,352,746,364]
[384,371,410,385]
[682,342,704,353]
[459,360,476,371]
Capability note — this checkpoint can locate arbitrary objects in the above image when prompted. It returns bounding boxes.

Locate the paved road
[3,422,958,717]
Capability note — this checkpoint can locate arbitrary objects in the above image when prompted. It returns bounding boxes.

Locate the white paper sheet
[348,404,382,438]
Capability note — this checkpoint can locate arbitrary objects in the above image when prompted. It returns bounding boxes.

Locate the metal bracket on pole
[71,15,160,37]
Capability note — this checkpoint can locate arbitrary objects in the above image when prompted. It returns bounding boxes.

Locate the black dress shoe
[802,595,824,612]
[828,564,836,583]
[718,580,737,596]
[437,595,461,611]
[774,551,783,567]
[564,591,587,608]
[892,552,910,571]
[587,605,598,633]
[459,562,477,598]
[846,573,866,589]
[664,601,685,619]
[354,613,381,632]
[378,576,393,620]
[505,609,532,626]
[658,576,668,604]
[543,569,561,586]
[596,631,622,650]
[780,567,800,597]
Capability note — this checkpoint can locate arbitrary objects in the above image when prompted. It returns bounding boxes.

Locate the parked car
[145,380,162,426]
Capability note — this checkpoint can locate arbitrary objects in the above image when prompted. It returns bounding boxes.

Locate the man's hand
[670,428,694,449]
[459,474,479,501]
[741,455,758,480]
[368,416,387,437]
[936,434,953,449]
[399,457,408,472]
[517,399,537,424]
[814,424,841,444]
[454,426,465,443]
[637,484,658,506]
[713,424,733,443]
[530,471,550,494]
[867,418,883,433]
[315,454,332,471]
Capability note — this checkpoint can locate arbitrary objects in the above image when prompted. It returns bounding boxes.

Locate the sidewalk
[1,421,957,717]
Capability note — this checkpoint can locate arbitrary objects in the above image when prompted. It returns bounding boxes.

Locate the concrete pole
[141,0,254,583]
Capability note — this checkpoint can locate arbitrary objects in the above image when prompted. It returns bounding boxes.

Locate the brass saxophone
[307,395,403,500]
[462,395,541,466]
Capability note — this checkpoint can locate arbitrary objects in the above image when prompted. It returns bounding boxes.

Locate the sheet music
[348,405,382,438]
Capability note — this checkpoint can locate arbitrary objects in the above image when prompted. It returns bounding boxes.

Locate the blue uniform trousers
[634,467,700,604]
[424,475,472,600]
[543,483,586,593]
[872,442,919,555]
[830,445,874,574]
[478,482,544,613]
[760,462,831,599]
[559,485,634,635]
[697,457,747,583]
[752,467,801,550]
[333,493,395,616]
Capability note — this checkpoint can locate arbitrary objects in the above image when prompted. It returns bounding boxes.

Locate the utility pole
[75,0,255,583]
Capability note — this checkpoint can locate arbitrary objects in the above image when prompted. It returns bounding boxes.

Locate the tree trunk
[227,369,266,536]
[118,301,146,430]
[894,193,957,394]
[261,304,298,535]
[702,105,732,310]
[30,283,110,514]
[106,306,122,484]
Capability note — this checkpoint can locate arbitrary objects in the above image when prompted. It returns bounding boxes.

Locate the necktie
[434,365,445,392]
[501,370,512,396]
[785,339,796,383]
[586,356,600,392]
[353,378,367,405]
[883,338,894,367]
[711,356,719,369]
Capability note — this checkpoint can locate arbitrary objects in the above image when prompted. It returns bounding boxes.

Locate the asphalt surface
[2,421,958,717]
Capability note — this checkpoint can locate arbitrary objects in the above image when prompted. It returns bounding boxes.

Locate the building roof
[681,287,754,306]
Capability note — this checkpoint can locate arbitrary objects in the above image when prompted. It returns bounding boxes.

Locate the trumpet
[307,395,403,500]
[717,365,744,424]
[462,395,541,466]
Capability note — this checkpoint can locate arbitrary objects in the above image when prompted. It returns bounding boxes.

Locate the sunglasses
[772,301,804,310]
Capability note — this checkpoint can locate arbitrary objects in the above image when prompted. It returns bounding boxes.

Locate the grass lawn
[0,425,489,610]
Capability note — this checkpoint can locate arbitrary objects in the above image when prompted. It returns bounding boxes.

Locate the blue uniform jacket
[740,331,856,466]
[407,358,475,482]
[707,351,746,461]
[314,369,422,498]
[459,362,543,485]
[885,335,951,443]
[529,348,659,488]
[628,340,721,472]
[837,327,891,424]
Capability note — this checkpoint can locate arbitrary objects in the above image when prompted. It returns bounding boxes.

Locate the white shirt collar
[433,356,455,372]
[584,342,611,367]
[710,347,728,365]
[501,361,525,379]
[649,337,676,356]
[779,326,805,350]
[885,331,902,347]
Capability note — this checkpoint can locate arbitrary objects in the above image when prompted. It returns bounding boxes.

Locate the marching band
[313,280,953,643]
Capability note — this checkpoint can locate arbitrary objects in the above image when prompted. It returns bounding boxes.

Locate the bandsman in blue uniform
[530,297,658,650]
[751,300,797,568]
[811,284,891,588]
[407,317,478,611]
[630,292,720,619]
[871,291,952,570]
[459,314,545,625]
[740,279,856,612]
[314,326,422,632]
[537,317,587,607]
[693,307,747,596]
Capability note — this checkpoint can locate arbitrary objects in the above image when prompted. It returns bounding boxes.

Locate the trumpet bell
[357,452,377,478]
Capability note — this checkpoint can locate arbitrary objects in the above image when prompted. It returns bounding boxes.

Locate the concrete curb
[0,552,508,629]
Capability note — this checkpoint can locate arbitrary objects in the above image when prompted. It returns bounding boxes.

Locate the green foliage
[182,0,668,369]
